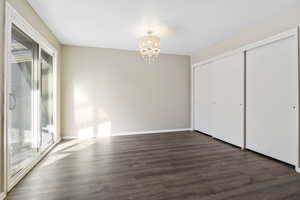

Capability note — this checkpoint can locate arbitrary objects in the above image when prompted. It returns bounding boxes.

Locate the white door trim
[297,26,300,172]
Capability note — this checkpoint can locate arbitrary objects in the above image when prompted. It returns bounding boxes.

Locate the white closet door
[246,36,298,165]
[211,53,244,147]
[194,63,213,135]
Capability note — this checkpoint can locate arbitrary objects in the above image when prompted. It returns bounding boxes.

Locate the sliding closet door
[194,63,213,135]
[246,35,298,165]
[212,53,244,147]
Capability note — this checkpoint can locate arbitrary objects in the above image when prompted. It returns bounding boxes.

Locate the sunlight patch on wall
[74,86,89,106]
[78,127,95,139]
[74,86,112,138]
[77,121,111,139]
[97,121,111,137]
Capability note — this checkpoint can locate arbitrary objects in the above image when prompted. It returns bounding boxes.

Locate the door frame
[3,3,60,193]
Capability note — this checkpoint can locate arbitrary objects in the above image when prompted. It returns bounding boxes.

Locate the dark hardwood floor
[7,131,300,200]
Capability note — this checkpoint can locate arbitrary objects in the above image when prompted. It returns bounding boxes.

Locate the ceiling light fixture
[139,30,160,64]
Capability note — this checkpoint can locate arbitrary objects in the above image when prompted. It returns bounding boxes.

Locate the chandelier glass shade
[139,31,160,63]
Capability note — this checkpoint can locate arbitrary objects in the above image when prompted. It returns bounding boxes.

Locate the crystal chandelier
[139,30,160,63]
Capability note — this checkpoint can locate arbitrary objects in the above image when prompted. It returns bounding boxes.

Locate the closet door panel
[212,53,244,147]
[246,36,298,165]
[194,63,213,135]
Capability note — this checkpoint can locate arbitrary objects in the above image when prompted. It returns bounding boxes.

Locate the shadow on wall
[73,85,111,139]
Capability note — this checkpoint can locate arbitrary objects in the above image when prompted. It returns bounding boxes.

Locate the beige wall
[62,45,190,138]
[191,7,300,64]
[7,0,62,139]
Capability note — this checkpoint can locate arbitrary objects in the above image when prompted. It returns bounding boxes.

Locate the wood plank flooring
[7,131,300,200]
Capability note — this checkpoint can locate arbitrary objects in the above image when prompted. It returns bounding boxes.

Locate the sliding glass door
[7,24,56,183]
[40,50,54,151]
[8,25,39,178]
[4,5,58,192]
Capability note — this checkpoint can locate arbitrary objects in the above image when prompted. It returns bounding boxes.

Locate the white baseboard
[62,136,78,140]
[0,192,6,200]
[62,128,192,140]
[296,167,300,173]
[113,128,192,136]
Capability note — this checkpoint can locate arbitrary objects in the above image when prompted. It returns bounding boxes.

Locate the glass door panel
[40,50,54,151]
[8,25,39,178]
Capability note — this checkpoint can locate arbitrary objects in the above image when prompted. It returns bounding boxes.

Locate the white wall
[61,45,190,138]
[191,6,300,64]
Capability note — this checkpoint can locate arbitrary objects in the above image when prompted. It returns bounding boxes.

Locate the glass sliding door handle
[9,93,16,110]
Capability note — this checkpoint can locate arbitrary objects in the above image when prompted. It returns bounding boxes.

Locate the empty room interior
[1,0,300,199]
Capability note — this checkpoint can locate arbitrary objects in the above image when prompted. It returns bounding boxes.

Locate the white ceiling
[27,0,300,55]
